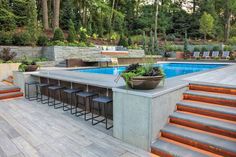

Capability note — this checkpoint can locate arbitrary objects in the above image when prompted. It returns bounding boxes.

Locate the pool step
[0,91,23,100]
[177,100,236,121]
[189,83,236,95]
[0,86,21,94]
[183,90,236,107]
[160,124,236,157]
[170,111,236,138]
[151,83,236,157]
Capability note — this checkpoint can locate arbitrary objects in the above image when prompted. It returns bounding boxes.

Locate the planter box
[0,63,20,81]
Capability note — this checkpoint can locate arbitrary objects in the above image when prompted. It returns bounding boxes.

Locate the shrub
[67,19,77,42]
[13,32,31,46]
[227,37,236,45]
[111,32,119,40]
[212,46,220,51]
[47,40,66,46]
[193,46,201,52]
[37,35,48,46]
[166,34,176,41]
[201,47,208,52]
[0,48,17,62]
[53,28,64,41]
[224,45,233,51]
[118,35,128,47]
[0,32,13,45]
[128,37,133,46]
[92,33,98,39]
[79,27,88,42]
[78,42,87,47]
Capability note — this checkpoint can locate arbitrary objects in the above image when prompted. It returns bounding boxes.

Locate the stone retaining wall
[0,46,145,61]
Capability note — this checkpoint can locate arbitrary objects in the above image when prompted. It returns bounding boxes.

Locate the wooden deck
[0,98,155,157]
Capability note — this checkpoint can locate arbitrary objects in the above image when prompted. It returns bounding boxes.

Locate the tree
[67,19,77,42]
[53,0,60,29]
[26,0,39,45]
[42,0,49,30]
[199,12,214,42]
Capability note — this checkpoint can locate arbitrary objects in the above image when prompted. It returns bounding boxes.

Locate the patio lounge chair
[192,51,200,58]
[222,51,230,59]
[211,51,219,58]
[202,51,210,59]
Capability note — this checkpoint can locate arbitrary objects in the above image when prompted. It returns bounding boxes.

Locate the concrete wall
[0,46,43,59]
[0,63,20,81]
[112,85,187,150]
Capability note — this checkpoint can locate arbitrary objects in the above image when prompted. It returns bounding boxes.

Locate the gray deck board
[0,98,151,157]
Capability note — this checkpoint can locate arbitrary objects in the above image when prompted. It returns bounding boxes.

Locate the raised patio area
[0,98,155,157]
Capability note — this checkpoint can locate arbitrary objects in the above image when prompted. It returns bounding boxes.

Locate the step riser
[183,94,236,107]
[0,93,23,100]
[0,89,20,94]
[162,132,236,157]
[177,105,236,122]
[189,85,236,95]
[151,149,173,157]
[170,117,236,138]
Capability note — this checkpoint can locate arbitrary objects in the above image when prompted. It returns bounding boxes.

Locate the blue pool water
[75,63,226,78]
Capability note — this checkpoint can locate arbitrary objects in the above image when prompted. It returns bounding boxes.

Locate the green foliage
[201,47,209,52]
[0,31,13,45]
[227,37,236,45]
[13,32,31,46]
[128,37,132,46]
[0,8,16,31]
[11,0,28,26]
[67,19,77,42]
[118,34,128,47]
[142,32,147,53]
[193,47,201,52]
[60,0,75,30]
[184,32,189,53]
[79,27,88,42]
[148,31,154,55]
[199,12,214,39]
[224,45,233,51]
[37,35,48,46]
[212,46,220,51]
[53,28,65,42]
[110,32,119,40]
[0,48,17,62]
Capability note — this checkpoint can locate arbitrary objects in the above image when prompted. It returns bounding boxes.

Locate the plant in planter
[121,63,165,90]
[0,48,17,63]
[18,58,39,72]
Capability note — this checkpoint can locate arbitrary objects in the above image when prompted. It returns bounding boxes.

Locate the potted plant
[121,63,165,90]
[18,59,39,72]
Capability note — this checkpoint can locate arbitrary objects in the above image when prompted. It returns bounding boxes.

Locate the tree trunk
[53,0,60,29]
[108,0,116,40]
[154,0,159,53]
[42,0,49,30]
[224,12,231,42]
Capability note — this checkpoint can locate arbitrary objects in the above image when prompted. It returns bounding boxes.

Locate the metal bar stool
[91,96,113,130]
[25,81,39,101]
[36,78,50,104]
[75,86,98,120]
[47,80,64,109]
[63,82,82,114]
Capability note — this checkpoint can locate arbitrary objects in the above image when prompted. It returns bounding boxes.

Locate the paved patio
[0,97,155,157]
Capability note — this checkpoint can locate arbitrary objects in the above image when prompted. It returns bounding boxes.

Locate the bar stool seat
[48,85,64,109]
[75,91,97,120]
[92,96,113,130]
[25,81,39,101]
[63,88,82,114]
[36,83,50,104]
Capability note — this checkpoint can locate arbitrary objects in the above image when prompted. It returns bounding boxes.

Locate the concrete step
[183,90,236,107]
[189,83,236,95]
[177,100,236,121]
[0,91,23,100]
[161,124,236,157]
[170,111,236,138]
[151,138,221,157]
[0,86,21,94]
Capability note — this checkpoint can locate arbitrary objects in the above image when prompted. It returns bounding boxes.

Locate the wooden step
[170,112,236,138]
[177,100,236,121]
[189,83,236,95]
[151,138,220,157]
[183,90,236,107]
[161,124,236,157]
[0,86,21,94]
[0,92,23,100]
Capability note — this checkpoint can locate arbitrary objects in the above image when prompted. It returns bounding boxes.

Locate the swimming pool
[75,63,226,78]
